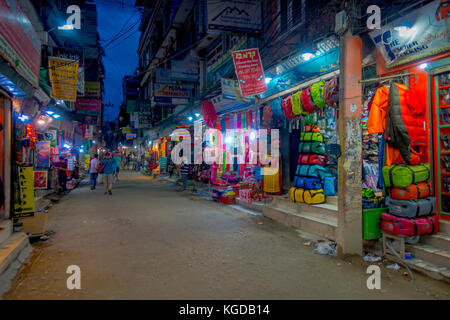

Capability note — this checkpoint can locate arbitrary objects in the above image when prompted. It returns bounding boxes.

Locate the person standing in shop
[100,152,116,195]
[89,154,99,190]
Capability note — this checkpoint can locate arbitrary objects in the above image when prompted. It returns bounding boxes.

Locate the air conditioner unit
[335,10,348,35]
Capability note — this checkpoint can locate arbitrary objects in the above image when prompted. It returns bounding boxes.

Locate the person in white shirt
[90,154,99,190]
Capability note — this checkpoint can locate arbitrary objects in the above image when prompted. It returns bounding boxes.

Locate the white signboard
[369,0,450,67]
[207,0,261,32]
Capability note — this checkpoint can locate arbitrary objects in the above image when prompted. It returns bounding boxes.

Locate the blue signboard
[260,38,340,99]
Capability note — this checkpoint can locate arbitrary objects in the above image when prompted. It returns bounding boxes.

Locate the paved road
[3,172,449,299]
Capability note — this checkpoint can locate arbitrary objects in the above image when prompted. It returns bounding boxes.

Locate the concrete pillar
[337,30,363,257]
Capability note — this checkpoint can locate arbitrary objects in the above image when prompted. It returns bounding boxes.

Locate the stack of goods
[281,78,339,119]
[220,189,236,205]
[362,188,385,209]
[211,179,228,201]
[380,163,438,236]
[290,125,332,204]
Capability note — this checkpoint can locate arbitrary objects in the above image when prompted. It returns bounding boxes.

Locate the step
[421,233,450,251]
[0,232,32,296]
[406,243,450,269]
[440,220,450,235]
[385,256,450,283]
[270,196,338,222]
[263,206,337,240]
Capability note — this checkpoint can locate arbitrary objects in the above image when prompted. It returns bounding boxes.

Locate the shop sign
[36,141,51,168]
[84,124,94,139]
[207,0,261,33]
[0,0,41,88]
[75,98,101,111]
[122,126,131,134]
[369,0,450,68]
[14,165,35,218]
[155,68,172,84]
[221,78,254,103]
[154,83,191,98]
[48,57,79,102]
[260,37,340,99]
[126,133,136,140]
[232,48,267,96]
[84,81,100,97]
[138,112,152,128]
[171,60,198,82]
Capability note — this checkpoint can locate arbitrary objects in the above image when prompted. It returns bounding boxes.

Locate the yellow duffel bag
[290,187,305,203]
[303,189,326,204]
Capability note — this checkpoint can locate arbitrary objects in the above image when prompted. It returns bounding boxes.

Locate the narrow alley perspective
[3,172,450,300]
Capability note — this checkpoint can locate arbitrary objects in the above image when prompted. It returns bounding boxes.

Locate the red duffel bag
[297,154,328,167]
[390,181,432,200]
[381,213,438,236]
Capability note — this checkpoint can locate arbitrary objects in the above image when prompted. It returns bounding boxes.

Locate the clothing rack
[359,72,417,84]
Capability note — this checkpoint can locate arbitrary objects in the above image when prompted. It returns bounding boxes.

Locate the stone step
[406,243,450,269]
[270,196,337,223]
[440,220,450,236]
[385,255,450,283]
[263,206,337,240]
[421,233,450,251]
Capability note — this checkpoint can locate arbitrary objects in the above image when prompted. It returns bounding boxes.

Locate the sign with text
[221,78,253,103]
[48,57,79,102]
[207,0,261,32]
[75,98,101,111]
[0,0,41,87]
[84,81,100,97]
[369,0,450,67]
[154,83,191,98]
[232,48,267,96]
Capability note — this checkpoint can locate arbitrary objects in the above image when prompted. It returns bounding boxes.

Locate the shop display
[381,213,438,236]
[382,163,431,188]
[390,181,433,200]
[386,197,436,218]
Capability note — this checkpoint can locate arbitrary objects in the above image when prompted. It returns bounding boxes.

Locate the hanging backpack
[303,189,326,204]
[323,173,336,196]
[310,80,326,109]
[297,154,328,167]
[301,87,316,113]
[282,95,295,119]
[295,164,327,179]
[300,132,324,143]
[298,141,326,155]
[324,77,339,107]
[291,91,305,116]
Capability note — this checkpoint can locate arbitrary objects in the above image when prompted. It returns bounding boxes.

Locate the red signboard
[232,48,267,96]
[0,0,41,87]
[75,99,102,111]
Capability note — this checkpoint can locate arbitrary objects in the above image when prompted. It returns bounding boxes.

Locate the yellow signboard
[14,165,35,217]
[48,56,79,102]
[84,81,101,97]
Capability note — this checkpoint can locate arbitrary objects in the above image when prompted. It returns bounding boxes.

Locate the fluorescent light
[195,113,200,117]
[225,135,233,144]
[46,110,54,115]
[265,77,272,84]
[37,119,46,125]
[58,24,74,30]
[188,116,193,121]
[301,53,315,61]
[92,140,96,143]
[52,114,61,119]
[419,63,428,69]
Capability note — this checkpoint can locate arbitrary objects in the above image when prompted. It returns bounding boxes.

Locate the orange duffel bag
[390,181,433,200]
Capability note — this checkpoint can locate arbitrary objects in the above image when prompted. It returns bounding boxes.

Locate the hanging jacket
[367,83,426,165]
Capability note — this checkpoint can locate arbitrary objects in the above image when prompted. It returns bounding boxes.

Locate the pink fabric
[201,101,218,128]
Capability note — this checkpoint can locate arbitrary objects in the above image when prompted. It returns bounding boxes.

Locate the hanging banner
[14,165,35,218]
[48,57,79,102]
[36,141,51,168]
[0,0,41,88]
[232,48,267,96]
[75,98,101,111]
[369,0,450,68]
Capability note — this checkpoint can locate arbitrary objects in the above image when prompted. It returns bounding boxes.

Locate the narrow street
[3,172,449,300]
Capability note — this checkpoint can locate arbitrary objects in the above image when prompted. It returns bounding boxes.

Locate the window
[279,0,305,35]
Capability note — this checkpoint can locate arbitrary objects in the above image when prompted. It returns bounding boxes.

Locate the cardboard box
[19,211,48,235]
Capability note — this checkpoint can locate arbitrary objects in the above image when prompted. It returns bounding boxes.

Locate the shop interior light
[63,143,71,149]
[57,24,75,30]
[250,131,256,141]
[265,77,273,84]
[419,63,428,69]
[225,135,233,144]
[18,114,29,122]
[195,113,200,118]
[46,110,54,115]
[37,119,46,125]
[52,114,61,119]
[187,116,193,121]
[92,140,96,143]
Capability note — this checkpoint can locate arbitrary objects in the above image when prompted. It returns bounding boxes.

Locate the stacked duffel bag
[380,163,439,236]
[290,125,329,204]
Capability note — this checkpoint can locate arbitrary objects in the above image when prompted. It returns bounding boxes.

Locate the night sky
[94,0,140,122]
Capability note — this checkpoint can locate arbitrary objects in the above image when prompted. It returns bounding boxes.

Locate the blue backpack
[323,173,336,196]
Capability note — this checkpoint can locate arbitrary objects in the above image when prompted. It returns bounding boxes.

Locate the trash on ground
[405,253,413,259]
[386,263,400,270]
[363,253,382,262]
[303,241,312,246]
[315,241,337,256]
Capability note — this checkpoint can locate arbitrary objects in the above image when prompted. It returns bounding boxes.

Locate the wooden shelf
[439,84,450,89]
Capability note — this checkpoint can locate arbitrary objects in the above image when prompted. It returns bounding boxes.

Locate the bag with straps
[293,176,306,188]
[297,154,328,167]
[282,95,295,119]
[301,87,316,113]
[391,181,433,200]
[310,80,326,109]
[304,178,323,190]
[304,124,321,133]
[290,187,305,203]
[381,213,438,236]
[298,141,326,155]
[303,189,326,204]
[295,164,327,179]
[323,173,336,196]
[300,132,324,143]
[387,196,436,218]
[324,77,339,107]
[291,91,305,116]
[382,163,430,188]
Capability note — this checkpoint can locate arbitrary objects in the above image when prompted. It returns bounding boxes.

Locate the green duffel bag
[300,132,324,143]
[298,141,326,155]
[382,163,431,188]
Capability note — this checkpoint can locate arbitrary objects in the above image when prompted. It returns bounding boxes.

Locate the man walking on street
[100,152,116,195]
[90,154,99,190]
[113,152,121,182]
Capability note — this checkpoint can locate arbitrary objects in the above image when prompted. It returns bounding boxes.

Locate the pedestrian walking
[180,158,189,191]
[89,154,99,190]
[100,152,116,195]
[114,152,121,182]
